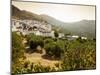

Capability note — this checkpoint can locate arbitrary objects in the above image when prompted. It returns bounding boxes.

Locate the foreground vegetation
[12,32,96,75]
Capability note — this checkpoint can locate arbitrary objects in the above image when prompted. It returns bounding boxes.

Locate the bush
[29,40,36,49]
[45,40,65,58]
[12,32,24,62]
[54,30,59,38]
[12,32,24,74]
[61,40,96,70]
[12,61,58,74]
[44,38,54,44]
[76,37,87,43]
[27,34,44,50]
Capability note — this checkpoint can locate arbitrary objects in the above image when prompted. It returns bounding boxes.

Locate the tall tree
[54,30,59,38]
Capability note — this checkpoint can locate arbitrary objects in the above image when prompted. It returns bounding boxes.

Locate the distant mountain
[12,5,96,38]
[40,15,96,38]
[40,14,65,26]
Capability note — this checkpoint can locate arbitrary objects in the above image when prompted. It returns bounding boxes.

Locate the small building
[59,33,65,38]
[81,37,87,40]
[66,35,79,40]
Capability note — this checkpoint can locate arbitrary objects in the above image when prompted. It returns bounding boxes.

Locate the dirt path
[24,52,61,67]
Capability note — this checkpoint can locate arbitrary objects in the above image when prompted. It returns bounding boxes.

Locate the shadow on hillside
[25,47,43,54]
[41,54,60,61]
[25,47,36,54]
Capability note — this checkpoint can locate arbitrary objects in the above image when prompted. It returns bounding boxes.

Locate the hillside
[61,20,96,38]
[40,14,96,38]
[40,15,96,38]
[12,5,43,21]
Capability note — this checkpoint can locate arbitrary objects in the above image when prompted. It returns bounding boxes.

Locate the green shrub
[27,34,44,50]
[12,61,58,74]
[29,40,36,49]
[12,32,25,74]
[12,32,24,62]
[45,40,65,58]
[44,38,54,44]
[76,37,87,43]
[61,40,96,70]
[54,30,59,38]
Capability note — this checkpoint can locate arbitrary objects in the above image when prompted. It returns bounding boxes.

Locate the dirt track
[25,52,61,67]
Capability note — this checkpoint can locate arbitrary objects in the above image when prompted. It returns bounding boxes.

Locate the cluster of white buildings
[12,19,55,37]
[12,19,87,40]
[66,35,87,40]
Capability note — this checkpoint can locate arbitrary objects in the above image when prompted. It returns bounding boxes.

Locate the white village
[12,19,87,40]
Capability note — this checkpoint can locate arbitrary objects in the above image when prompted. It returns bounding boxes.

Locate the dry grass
[24,52,61,67]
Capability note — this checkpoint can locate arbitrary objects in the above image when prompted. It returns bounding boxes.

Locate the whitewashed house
[81,37,87,40]
[66,35,79,40]
[59,33,65,38]
[12,19,54,37]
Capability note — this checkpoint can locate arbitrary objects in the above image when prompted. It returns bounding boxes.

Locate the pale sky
[12,1,95,22]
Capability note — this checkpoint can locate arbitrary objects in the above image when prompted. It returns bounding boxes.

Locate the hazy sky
[12,1,95,22]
